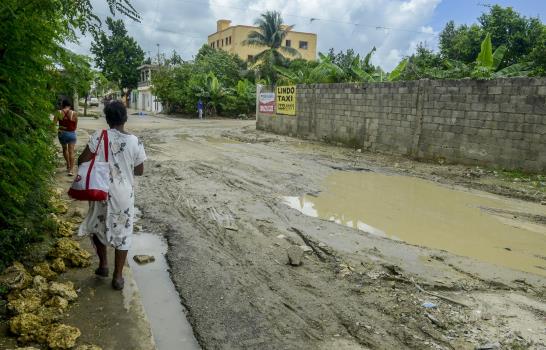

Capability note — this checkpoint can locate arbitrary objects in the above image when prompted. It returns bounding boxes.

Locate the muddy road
[81,115,545,350]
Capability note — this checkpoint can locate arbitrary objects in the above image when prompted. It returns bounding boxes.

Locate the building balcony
[138,80,151,88]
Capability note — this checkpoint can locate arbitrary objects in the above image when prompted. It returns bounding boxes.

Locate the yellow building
[207,19,317,61]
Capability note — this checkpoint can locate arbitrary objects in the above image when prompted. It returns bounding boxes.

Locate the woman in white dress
[77,101,146,290]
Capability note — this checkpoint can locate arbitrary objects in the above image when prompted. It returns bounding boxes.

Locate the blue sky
[429,0,545,28]
[70,0,546,71]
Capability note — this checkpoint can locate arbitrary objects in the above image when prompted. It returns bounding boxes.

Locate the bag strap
[85,130,109,190]
[92,129,109,161]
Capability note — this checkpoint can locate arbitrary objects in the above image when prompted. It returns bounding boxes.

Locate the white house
[136,64,163,113]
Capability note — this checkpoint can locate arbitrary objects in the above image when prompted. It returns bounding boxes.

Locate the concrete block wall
[256,78,546,172]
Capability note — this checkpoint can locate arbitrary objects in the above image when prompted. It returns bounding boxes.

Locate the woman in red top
[54,99,78,176]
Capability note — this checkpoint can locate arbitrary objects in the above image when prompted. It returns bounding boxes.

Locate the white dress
[78,129,146,250]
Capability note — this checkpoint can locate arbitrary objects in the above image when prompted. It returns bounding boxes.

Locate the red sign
[259,92,275,114]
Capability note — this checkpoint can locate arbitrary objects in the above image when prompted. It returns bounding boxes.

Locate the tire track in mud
[135,126,546,350]
[138,160,457,349]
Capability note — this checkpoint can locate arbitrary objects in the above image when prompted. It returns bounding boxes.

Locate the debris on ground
[287,246,303,266]
[133,255,156,264]
[49,238,91,267]
[422,301,438,309]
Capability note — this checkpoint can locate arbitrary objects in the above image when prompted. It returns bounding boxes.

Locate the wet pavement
[284,171,546,276]
[130,232,200,350]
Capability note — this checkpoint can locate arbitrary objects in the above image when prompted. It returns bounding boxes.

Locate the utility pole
[156,43,160,65]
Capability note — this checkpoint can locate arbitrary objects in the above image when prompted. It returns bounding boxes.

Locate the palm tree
[243,11,300,81]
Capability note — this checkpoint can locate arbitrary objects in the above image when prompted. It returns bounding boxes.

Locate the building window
[247,55,253,61]
[211,42,214,48]
[286,39,291,47]
[299,41,308,49]
[228,36,231,45]
[221,38,224,46]
[217,40,219,47]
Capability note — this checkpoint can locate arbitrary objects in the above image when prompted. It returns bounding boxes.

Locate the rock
[8,347,41,350]
[45,296,69,311]
[9,313,45,339]
[0,262,32,290]
[72,207,85,218]
[35,306,64,322]
[51,197,69,214]
[133,255,155,265]
[47,324,81,349]
[49,238,91,267]
[56,220,76,237]
[287,246,303,266]
[541,200,546,206]
[50,258,67,274]
[299,245,313,253]
[33,275,49,293]
[276,234,286,240]
[75,345,103,350]
[7,293,42,315]
[134,224,143,232]
[33,262,57,280]
[48,281,77,301]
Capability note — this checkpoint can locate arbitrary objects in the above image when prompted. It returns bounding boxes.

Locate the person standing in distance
[197,98,204,119]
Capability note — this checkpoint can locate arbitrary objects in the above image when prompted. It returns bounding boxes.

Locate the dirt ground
[78,114,545,350]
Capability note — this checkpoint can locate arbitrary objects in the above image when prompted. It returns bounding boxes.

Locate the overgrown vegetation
[263,6,546,85]
[0,0,136,270]
[152,45,255,116]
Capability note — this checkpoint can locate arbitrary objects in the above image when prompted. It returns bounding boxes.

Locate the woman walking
[54,99,78,176]
[77,101,146,290]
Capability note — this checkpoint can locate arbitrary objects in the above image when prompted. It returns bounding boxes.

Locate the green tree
[439,5,544,70]
[54,49,94,115]
[91,17,144,105]
[439,21,484,63]
[243,11,300,82]
[478,5,543,67]
[528,25,546,75]
[166,50,183,66]
[194,45,247,87]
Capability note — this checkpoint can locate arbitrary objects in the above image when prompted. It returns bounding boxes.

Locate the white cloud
[68,0,441,71]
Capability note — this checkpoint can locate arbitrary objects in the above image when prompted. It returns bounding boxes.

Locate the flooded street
[285,171,546,276]
[77,115,546,349]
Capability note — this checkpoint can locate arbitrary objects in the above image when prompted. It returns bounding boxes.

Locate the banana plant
[387,58,408,81]
[308,53,346,83]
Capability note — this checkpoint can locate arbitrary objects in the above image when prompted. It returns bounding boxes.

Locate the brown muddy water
[130,232,200,350]
[284,172,546,276]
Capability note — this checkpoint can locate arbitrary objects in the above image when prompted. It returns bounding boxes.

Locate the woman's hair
[60,98,71,108]
[104,100,128,127]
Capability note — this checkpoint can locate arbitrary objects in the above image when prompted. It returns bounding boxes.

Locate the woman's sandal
[95,267,109,277]
[111,278,125,291]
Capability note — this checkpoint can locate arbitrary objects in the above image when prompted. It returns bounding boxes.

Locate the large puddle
[284,172,546,276]
[130,232,200,350]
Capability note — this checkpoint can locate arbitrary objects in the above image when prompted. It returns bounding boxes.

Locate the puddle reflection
[284,172,546,276]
